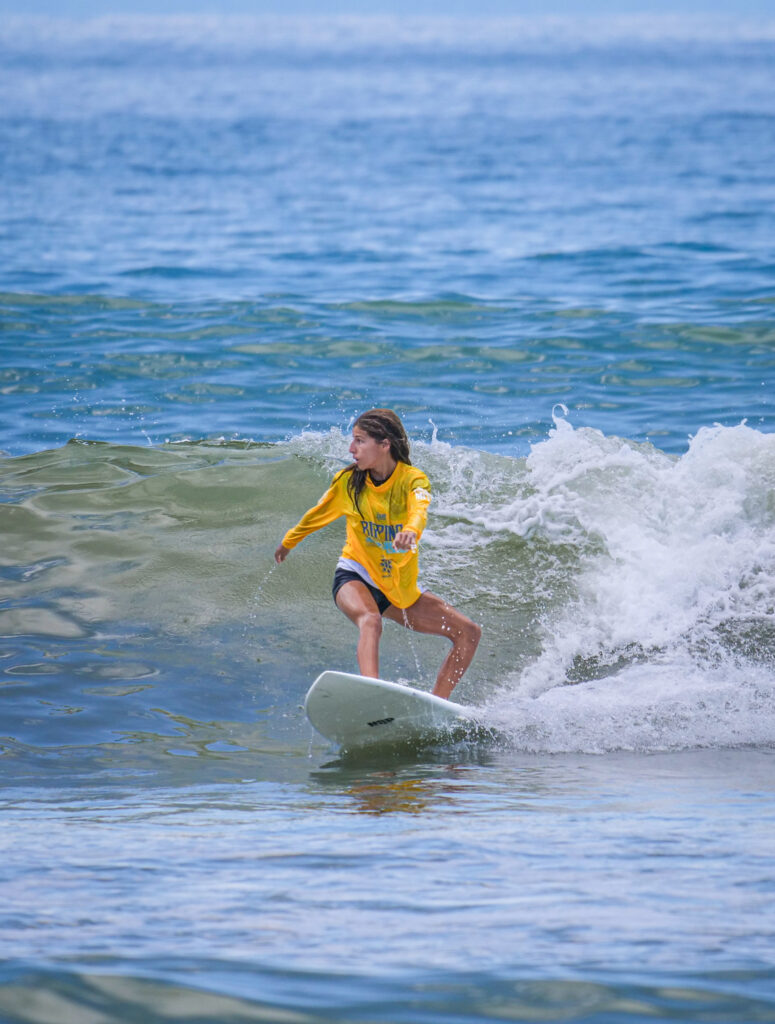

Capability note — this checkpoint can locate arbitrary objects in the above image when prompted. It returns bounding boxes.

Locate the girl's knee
[358,611,383,637]
[464,618,482,648]
[448,613,481,648]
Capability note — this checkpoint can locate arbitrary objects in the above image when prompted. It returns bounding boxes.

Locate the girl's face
[349,428,390,471]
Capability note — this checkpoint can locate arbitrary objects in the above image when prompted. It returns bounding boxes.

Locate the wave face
[1,420,773,771]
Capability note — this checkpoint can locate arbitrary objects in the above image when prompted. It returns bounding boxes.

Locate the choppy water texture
[1,14,775,1023]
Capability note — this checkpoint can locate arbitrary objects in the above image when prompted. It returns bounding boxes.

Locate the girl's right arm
[274,474,347,563]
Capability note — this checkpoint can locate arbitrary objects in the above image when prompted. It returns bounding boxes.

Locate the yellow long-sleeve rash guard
[281,461,432,609]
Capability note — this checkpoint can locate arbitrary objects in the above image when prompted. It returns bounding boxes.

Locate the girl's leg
[335,580,384,679]
[384,592,481,699]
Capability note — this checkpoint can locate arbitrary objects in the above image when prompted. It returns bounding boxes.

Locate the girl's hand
[274,544,290,563]
[393,530,417,552]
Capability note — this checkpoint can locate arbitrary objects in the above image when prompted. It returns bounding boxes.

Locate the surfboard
[305,670,478,750]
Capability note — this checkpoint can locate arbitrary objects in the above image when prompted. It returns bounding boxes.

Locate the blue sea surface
[1,14,774,1023]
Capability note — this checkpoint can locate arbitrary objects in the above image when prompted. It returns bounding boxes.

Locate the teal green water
[2,292,773,457]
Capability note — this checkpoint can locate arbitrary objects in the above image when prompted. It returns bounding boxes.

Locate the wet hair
[344,409,412,514]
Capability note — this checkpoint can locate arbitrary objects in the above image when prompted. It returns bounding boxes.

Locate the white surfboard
[305,670,478,750]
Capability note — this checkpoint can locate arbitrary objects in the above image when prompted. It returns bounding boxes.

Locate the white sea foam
[469,418,775,751]
[484,657,775,754]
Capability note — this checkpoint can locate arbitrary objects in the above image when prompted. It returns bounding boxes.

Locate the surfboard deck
[305,670,478,750]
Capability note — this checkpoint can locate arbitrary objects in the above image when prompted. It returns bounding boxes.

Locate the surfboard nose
[305,670,476,750]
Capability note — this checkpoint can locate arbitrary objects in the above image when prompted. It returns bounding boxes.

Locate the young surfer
[274,409,480,698]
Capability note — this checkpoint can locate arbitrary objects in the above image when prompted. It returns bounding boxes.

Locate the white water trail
[479,419,775,751]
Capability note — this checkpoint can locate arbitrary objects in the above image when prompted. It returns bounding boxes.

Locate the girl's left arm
[394,476,431,550]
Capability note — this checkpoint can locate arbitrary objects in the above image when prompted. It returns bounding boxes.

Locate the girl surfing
[274,409,481,698]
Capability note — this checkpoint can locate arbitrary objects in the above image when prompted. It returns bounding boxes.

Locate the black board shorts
[332,568,392,615]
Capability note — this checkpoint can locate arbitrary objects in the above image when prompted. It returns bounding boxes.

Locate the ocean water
[1,14,775,1023]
